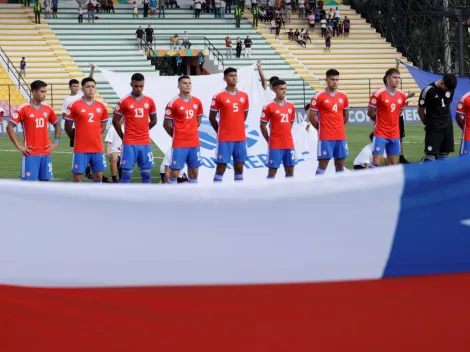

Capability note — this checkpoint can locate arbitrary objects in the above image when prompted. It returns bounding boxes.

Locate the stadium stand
[0,3,107,113]
[244,5,421,107]
[0,65,26,115]
[46,1,315,108]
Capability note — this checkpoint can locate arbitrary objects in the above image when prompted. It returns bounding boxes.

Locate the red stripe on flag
[1,273,470,352]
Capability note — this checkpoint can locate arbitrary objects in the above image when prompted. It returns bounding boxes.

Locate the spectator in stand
[343,16,350,37]
[171,33,181,50]
[252,5,259,27]
[332,16,338,37]
[327,15,333,33]
[159,0,165,17]
[338,20,344,37]
[101,0,107,13]
[87,0,95,21]
[285,0,291,22]
[225,36,232,58]
[235,37,242,58]
[78,4,84,23]
[327,7,333,18]
[317,0,323,10]
[132,1,139,17]
[214,0,221,18]
[314,8,320,27]
[145,24,154,49]
[320,16,326,37]
[182,31,192,48]
[44,0,51,19]
[20,57,26,77]
[298,0,304,18]
[259,6,266,22]
[108,0,115,13]
[308,12,315,28]
[33,0,41,24]
[194,0,202,17]
[150,0,157,17]
[143,0,149,17]
[220,0,226,17]
[296,31,306,47]
[275,20,281,39]
[225,0,232,13]
[325,28,332,52]
[52,0,58,18]
[244,35,253,58]
[334,6,340,21]
[270,18,276,33]
[198,52,205,74]
[175,54,183,75]
[287,28,293,41]
[304,30,312,43]
[136,26,144,49]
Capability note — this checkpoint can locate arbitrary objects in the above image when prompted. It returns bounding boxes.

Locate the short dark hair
[383,76,387,85]
[81,77,96,87]
[304,103,310,111]
[178,75,191,83]
[224,67,237,76]
[384,68,400,79]
[69,79,80,87]
[131,73,145,82]
[326,69,340,77]
[442,74,457,92]
[31,80,47,91]
[269,76,280,85]
[272,79,286,88]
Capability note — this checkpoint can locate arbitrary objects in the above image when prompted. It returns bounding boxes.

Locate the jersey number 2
[88,113,94,122]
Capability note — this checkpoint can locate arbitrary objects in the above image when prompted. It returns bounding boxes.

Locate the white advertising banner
[99,65,332,183]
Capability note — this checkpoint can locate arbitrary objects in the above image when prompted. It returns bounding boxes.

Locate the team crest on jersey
[339,99,343,104]
[165,109,171,115]
[420,100,425,105]
[211,100,216,106]
[97,108,102,113]
[43,112,48,118]
[312,100,317,106]
[445,92,451,98]
[13,113,18,118]
[261,112,266,118]
[240,97,245,103]
[288,108,292,114]
[398,99,402,104]
[371,99,377,104]
[458,103,463,109]
[144,103,149,109]
[193,104,198,110]
[116,104,120,111]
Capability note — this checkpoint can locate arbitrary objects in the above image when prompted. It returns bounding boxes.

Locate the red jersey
[10,102,58,156]
[456,92,470,141]
[261,100,295,149]
[310,90,349,140]
[114,94,157,145]
[210,89,249,142]
[64,98,108,153]
[164,95,204,148]
[369,88,407,139]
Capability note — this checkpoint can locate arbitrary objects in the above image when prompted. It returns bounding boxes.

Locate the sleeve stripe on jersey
[50,119,58,125]
[114,111,123,116]
[101,118,109,122]
[310,108,319,112]
[260,118,268,122]
[368,104,377,109]
[8,120,18,126]
[420,85,433,100]
[64,117,74,122]
[244,109,249,111]
[197,113,204,117]
[456,111,465,115]
[164,116,173,120]
[149,111,157,115]
[210,109,218,112]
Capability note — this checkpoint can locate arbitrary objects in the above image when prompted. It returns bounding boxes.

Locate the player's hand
[306,124,310,132]
[47,142,59,153]
[18,145,33,155]
[89,62,95,68]
[407,91,415,98]
[257,59,261,67]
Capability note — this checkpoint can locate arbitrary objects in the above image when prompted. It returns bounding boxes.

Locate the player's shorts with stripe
[21,155,53,181]
[267,149,297,168]
[72,152,107,173]
[372,137,400,156]
[459,140,470,156]
[317,140,349,160]
[170,147,201,170]
[121,144,155,170]
[215,141,247,164]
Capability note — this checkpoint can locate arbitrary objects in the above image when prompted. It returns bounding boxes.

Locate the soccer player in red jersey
[209,67,250,182]
[308,69,350,174]
[367,68,407,167]
[456,91,470,156]
[163,75,203,184]
[7,80,60,181]
[64,77,109,183]
[260,80,297,179]
[112,73,157,184]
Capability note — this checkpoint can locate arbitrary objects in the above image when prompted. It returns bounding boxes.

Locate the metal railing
[143,35,224,69]
[0,47,31,101]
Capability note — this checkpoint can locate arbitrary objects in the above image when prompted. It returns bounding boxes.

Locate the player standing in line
[64,77,108,183]
[367,68,407,167]
[455,91,470,156]
[308,69,350,174]
[260,80,297,179]
[417,74,457,162]
[209,67,250,182]
[112,73,157,183]
[7,80,60,181]
[163,75,203,184]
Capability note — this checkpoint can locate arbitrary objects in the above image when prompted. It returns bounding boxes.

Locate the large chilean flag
[1,157,470,351]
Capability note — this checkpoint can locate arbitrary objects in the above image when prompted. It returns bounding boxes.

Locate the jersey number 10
[35,118,45,128]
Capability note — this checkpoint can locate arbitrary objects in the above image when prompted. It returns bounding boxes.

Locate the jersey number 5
[233,103,238,112]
